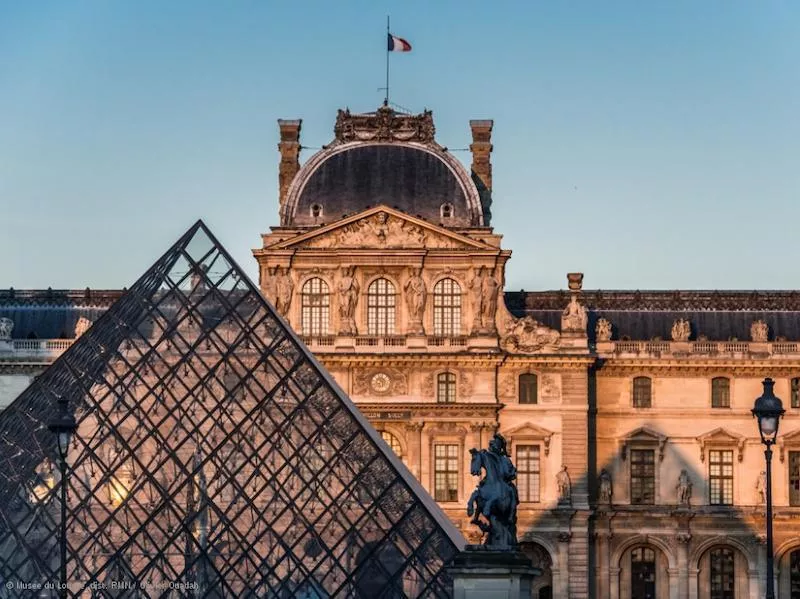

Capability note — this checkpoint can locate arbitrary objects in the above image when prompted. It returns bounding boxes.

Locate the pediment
[266,206,491,251]
[696,427,746,462]
[501,422,554,456]
[618,427,668,461]
[778,427,800,462]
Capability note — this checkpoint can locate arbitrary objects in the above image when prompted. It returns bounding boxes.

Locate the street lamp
[48,396,77,599]
[751,377,785,599]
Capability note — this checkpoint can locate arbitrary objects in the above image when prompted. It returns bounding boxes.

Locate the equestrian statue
[466,433,519,547]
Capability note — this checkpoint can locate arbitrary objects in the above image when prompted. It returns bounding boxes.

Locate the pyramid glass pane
[0,221,463,597]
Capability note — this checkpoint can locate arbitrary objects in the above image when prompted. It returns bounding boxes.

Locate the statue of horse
[466,440,518,547]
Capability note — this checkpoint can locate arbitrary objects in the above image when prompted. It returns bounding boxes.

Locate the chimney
[469,120,493,193]
[277,119,302,209]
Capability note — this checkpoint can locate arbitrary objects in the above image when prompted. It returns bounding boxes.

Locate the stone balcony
[301,335,485,353]
[0,339,74,361]
[598,339,800,359]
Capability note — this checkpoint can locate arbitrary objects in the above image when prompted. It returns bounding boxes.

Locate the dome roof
[281,107,484,227]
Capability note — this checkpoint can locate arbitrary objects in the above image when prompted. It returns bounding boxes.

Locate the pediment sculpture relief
[501,315,560,353]
[304,212,460,250]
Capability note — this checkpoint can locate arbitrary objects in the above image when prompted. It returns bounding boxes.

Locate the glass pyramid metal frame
[0,221,463,598]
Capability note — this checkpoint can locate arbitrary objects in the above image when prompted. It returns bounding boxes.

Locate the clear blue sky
[2,1,798,291]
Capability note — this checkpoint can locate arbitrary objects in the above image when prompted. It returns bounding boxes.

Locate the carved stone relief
[469,266,499,334]
[750,320,768,343]
[353,368,408,396]
[305,212,461,250]
[671,318,691,342]
[458,373,473,399]
[561,294,588,333]
[595,318,612,342]
[500,316,560,353]
[334,106,436,144]
[498,373,516,399]
[0,318,14,341]
[74,316,92,338]
[540,374,561,402]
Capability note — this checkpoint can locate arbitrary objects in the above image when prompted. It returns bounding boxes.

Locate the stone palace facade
[2,105,800,599]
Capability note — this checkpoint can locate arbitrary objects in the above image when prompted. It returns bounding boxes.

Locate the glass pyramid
[0,221,463,598]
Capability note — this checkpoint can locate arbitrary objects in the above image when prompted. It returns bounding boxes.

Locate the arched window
[632,376,652,408]
[437,372,456,403]
[433,278,461,336]
[790,549,800,598]
[519,374,538,404]
[380,431,403,458]
[300,278,330,336]
[712,377,730,408]
[367,278,396,335]
[631,547,656,599]
[709,547,735,599]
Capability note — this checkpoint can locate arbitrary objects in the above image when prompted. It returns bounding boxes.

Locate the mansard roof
[282,106,485,229]
[507,289,800,343]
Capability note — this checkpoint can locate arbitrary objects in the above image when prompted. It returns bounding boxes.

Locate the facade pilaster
[676,532,691,599]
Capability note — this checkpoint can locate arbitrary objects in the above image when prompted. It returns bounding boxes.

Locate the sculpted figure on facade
[756,470,767,504]
[274,267,294,317]
[0,317,14,341]
[676,469,692,506]
[469,267,499,333]
[404,268,426,334]
[750,320,769,343]
[595,317,612,342]
[671,318,691,342]
[74,316,92,338]
[501,316,560,353]
[263,267,279,307]
[337,266,360,335]
[561,294,588,333]
[556,465,571,504]
[598,469,613,504]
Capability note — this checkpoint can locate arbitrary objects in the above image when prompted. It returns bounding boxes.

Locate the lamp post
[48,396,77,599]
[751,377,785,599]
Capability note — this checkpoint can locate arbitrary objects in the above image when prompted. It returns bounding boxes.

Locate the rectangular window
[434,444,459,502]
[630,449,655,505]
[516,445,540,502]
[709,450,734,505]
[518,374,538,405]
[632,377,652,408]
[711,378,730,408]
[792,378,800,409]
[790,451,800,507]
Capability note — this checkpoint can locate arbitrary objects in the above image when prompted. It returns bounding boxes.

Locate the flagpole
[385,15,390,106]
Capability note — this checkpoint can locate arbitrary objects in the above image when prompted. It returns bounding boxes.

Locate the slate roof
[293,145,475,227]
[506,290,800,343]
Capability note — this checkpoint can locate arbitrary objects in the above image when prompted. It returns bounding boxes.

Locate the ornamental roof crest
[333,105,436,144]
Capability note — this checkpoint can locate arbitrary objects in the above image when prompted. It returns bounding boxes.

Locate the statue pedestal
[447,545,541,599]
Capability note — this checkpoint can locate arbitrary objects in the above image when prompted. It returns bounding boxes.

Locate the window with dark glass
[434,444,459,502]
[790,549,800,599]
[632,376,652,408]
[437,372,456,403]
[433,278,461,336]
[367,278,396,335]
[630,449,655,505]
[519,374,538,405]
[710,547,735,599]
[300,277,330,336]
[709,450,734,505]
[631,546,656,599]
[712,377,730,408]
[380,431,403,458]
[790,451,800,507]
[792,377,800,409]
[516,445,540,502]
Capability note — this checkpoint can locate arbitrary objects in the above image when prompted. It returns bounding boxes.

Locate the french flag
[388,33,412,52]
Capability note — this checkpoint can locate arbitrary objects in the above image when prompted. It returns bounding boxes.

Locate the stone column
[596,531,610,599]
[405,422,424,480]
[676,532,691,599]
[609,567,620,599]
[557,532,571,598]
